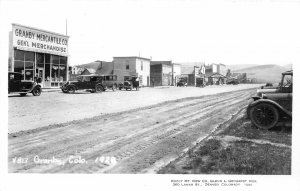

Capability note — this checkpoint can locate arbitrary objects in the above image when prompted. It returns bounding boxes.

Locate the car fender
[29,83,41,93]
[247,99,292,119]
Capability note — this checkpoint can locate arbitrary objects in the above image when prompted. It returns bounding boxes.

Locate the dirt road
[8,84,260,133]
[9,88,255,173]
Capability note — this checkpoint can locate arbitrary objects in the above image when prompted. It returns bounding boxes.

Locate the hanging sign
[12,24,69,56]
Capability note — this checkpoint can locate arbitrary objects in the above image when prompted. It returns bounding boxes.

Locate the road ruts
[8,88,255,173]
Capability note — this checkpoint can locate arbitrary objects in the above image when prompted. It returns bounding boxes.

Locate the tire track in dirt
[8,89,254,173]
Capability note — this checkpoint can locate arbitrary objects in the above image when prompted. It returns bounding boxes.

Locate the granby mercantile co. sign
[12,24,69,56]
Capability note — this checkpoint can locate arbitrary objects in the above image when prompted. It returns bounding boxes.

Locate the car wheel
[95,84,104,93]
[249,103,279,130]
[67,86,76,93]
[20,93,27,96]
[32,87,41,96]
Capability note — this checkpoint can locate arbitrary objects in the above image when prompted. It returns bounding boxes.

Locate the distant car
[119,76,139,91]
[247,70,292,130]
[100,74,118,91]
[61,74,103,93]
[261,82,274,89]
[226,79,239,85]
[8,72,42,96]
[177,80,187,87]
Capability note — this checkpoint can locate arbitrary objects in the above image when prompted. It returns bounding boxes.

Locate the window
[14,49,34,80]
[126,64,129,70]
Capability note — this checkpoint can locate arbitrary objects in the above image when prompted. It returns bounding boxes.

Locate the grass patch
[158,112,292,174]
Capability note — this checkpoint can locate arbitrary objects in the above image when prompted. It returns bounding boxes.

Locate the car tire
[32,87,41,96]
[67,86,76,93]
[20,93,27,96]
[249,103,279,130]
[95,84,104,93]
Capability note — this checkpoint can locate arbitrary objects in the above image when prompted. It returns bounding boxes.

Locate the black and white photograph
[0,0,299,190]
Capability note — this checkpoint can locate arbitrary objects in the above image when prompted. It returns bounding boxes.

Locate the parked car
[261,82,274,89]
[61,74,104,93]
[226,79,239,85]
[100,74,118,91]
[8,72,42,96]
[247,70,292,130]
[118,76,139,91]
[177,80,187,87]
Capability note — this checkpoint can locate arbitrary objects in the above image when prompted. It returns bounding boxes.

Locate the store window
[60,56,67,81]
[13,49,68,87]
[14,49,34,80]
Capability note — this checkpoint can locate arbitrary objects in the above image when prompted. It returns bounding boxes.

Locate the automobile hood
[257,88,278,94]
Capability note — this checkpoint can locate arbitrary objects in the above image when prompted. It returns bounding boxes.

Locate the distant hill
[75,61,102,70]
[227,64,259,71]
[233,64,289,83]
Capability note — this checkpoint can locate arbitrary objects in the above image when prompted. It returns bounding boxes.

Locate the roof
[176,62,205,67]
[150,61,172,66]
[76,61,102,70]
[282,70,293,75]
[113,56,151,61]
[84,68,96,73]
[207,73,227,78]
[95,61,114,75]
[78,74,116,77]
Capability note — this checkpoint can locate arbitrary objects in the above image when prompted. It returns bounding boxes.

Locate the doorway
[36,68,44,87]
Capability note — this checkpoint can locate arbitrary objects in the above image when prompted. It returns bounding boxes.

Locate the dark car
[177,80,187,87]
[8,72,42,96]
[260,82,274,89]
[226,79,239,85]
[119,76,139,91]
[61,74,105,93]
[247,70,292,130]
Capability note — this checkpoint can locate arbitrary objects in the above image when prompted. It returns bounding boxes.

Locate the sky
[0,0,300,66]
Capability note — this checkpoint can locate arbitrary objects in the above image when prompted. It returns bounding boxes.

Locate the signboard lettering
[12,24,68,56]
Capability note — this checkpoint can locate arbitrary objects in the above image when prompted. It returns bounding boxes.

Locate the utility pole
[66,19,68,35]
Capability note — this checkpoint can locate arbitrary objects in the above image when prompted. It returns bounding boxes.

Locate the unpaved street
[9,87,256,173]
[8,84,260,133]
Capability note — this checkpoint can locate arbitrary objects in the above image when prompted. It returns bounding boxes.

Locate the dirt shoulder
[158,109,292,174]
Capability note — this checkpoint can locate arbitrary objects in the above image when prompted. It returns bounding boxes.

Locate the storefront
[9,23,69,88]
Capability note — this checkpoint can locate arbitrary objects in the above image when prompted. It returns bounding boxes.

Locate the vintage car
[118,76,139,91]
[100,74,118,91]
[61,74,118,93]
[177,79,187,87]
[61,74,100,93]
[247,70,292,130]
[8,72,42,96]
[226,78,239,85]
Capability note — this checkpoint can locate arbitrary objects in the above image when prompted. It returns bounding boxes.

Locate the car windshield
[282,75,293,87]
[77,76,90,82]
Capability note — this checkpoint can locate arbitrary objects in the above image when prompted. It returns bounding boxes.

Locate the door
[9,73,22,92]
[36,68,44,86]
